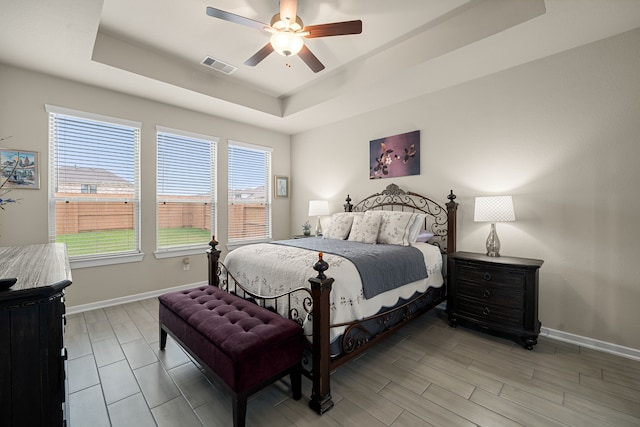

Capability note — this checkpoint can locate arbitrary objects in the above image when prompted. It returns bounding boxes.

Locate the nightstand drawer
[457,296,524,327]
[456,262,526,288]
[457,280,524,309]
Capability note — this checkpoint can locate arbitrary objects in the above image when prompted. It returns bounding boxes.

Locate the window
[156,127,217,255]
[47,105,142,266]
[81,184,97,194]
[228,141,272,244]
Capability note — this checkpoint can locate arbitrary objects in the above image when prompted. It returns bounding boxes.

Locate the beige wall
[291,29,640,350]
[2,27,639,352]
[0,64,291,307]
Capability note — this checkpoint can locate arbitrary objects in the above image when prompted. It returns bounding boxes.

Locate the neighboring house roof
[58,166,268,198]
[58,165,132,186]
[229,186,265,200]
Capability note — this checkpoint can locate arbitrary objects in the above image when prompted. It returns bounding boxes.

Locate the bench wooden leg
[159,327,167,350]
[232,393,247,427]
[291,363,302,400]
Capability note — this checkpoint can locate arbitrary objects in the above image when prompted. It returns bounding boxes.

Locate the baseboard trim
[540,327,640,362]
[66,281,208,315]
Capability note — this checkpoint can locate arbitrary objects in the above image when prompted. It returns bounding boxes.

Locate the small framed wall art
[274,175,289,198]
[0,149,40,189]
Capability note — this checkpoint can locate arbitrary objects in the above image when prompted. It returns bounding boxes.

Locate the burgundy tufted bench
[158,286,304,427]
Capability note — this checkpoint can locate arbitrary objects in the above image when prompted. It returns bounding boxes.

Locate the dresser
[447,251,543,350]
[0,243,72,426]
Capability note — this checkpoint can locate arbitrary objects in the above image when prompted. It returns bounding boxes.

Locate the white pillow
[323,213,354,240]
[376,211,418,246]
[348,212,381,244]
[408,213,426,244]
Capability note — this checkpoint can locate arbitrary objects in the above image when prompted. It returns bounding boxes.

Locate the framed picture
[0,149,40,189]
[274,175,289,198]
[369,130,420,179]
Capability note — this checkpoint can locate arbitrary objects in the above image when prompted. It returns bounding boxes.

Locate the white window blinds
[228,142,272,243]
[47,105,141,259]
[156,128,217,251]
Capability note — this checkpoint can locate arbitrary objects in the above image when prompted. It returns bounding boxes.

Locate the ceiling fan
[206,0,362,73]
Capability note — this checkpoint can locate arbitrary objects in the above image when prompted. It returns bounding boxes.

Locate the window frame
[46,104,143,269]
[154,126,218,259]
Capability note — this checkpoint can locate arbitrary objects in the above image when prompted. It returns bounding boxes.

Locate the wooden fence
[55,200,266,238]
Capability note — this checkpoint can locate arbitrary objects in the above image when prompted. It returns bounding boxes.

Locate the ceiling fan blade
[206,6,267,31]
[304,20,363,38]
[298,45,325,73]
[279,0,298,26]
[244,43,274,67]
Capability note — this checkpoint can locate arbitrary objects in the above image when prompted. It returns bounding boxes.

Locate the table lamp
[308,200,329,236]
[474,195,515,257]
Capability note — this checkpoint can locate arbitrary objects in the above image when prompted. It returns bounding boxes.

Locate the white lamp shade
[474,196,515,222]
[308,200,329,217]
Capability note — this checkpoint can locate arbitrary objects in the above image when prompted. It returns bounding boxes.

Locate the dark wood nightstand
[293,234,314,239]
[447,251,543,350]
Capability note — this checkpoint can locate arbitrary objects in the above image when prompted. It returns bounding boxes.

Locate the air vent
[201,56,237,75]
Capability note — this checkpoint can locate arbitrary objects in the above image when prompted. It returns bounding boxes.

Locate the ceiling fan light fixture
[206,4,362,72]
[270,31,304,56]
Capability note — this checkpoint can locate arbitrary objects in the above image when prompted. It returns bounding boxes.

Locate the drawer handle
[482,307,490,316]
[483,272,492,281]
[482,289,491,298]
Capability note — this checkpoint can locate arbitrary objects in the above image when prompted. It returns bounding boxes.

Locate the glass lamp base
[315,217,323,237]
[486,223,501,257]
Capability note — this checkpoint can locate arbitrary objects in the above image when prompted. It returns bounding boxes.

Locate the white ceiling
[1,0,640,134]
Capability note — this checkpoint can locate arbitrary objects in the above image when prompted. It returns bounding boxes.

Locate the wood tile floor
[66,298,640,426]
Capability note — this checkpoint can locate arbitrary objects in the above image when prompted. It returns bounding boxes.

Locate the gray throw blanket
[272,238,428,299]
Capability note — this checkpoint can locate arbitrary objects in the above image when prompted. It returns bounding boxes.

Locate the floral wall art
[369,130,420,179]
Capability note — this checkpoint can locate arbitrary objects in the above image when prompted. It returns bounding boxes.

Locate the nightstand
[447,251,543,350]
[293,234,314,239]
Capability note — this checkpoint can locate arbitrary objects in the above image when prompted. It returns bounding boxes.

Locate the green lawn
[158,227,212,247]
[57,228,211,257]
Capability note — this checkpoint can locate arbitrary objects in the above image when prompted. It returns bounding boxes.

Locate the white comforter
[223,241,444,343]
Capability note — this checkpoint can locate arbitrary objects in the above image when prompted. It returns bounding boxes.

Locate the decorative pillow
[323,213,354,240]
[376,211,418,246]
[415,230,435,243]
[348,212,381,244]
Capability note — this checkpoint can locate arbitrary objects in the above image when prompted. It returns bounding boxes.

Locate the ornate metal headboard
[344,183,457,254]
